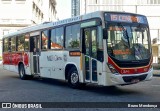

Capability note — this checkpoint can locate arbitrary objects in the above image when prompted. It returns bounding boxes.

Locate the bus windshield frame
[106,23,151,61]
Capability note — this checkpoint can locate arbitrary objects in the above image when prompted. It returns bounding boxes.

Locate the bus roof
[3,11,146,38]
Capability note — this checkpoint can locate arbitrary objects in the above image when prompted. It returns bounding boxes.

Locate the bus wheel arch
[65,64,76,80]
[65,64,80,88]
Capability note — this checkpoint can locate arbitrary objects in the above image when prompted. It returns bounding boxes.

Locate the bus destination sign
[105,13,147,24]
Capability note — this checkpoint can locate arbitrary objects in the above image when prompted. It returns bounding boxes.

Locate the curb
[153,74,160,77]
[153,69,160,76]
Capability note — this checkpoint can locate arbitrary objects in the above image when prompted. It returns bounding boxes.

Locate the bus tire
[68,67,80,89]
[19,64,27,80]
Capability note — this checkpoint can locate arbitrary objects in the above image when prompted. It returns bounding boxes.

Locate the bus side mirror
[103,29,108,39]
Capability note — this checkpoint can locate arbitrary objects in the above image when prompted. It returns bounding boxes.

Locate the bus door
[30,35,40,74]
[83,28,98,83]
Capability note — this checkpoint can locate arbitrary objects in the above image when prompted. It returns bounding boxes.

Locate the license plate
[131,79,140,83]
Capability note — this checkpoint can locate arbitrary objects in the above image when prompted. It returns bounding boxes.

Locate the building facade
[71,0,80,17]
[0,0,57,58]
[72,0,160,63]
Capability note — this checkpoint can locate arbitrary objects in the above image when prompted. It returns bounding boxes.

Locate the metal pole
[158,29,160,42]
[135,5,137,13]
[85,0,86,14]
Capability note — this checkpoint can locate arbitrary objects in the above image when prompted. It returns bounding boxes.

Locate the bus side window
[3,38,9,52]
[41,30,49,50]
[30,37,34,52]
[65,24,80,49]
[97,26,103,62]
[50,27,64,49]
[11,37,16,52]
[17,35,24,51]
[91,29,97,59]
[24,34,29,51]
[8,38,11,52]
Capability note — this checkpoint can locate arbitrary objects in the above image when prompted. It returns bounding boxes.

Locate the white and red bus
[2,11,152,88]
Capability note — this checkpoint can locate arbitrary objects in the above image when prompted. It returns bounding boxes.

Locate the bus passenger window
[3,38,9,52]
[11,37,16,52]
[97,26,103,62]
[24,34,29,51]
[65,24,80,49]
[91,29,97,59]
[50,27,64,49]
[41,30,49,50]
[17,35,24,51]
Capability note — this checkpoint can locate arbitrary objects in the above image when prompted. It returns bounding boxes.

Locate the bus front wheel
[68,67,80,88]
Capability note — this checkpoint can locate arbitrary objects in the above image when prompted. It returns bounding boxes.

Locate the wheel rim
[71,72,79,84]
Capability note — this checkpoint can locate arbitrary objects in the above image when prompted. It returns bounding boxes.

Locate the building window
[41,30,49,50]
[15,19,25,24]
[71,0,80,17]
[3,30,9,36]
[148,0,160,4]
[50,27,64,49]
[2,19,10,23]
[89,0,98,4]
[1,0,12,4]
[65,24,80,49]
[15,0,26,4]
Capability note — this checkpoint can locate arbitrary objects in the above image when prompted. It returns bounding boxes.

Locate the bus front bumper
[108,68,153,86]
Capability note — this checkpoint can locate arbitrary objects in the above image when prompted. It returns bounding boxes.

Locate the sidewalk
[153,63,160,76]
[153,70,160,76]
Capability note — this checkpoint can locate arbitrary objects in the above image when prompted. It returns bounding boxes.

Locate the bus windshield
[107,23,151,61]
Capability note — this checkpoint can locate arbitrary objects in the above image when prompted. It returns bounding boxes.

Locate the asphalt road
[0,65,160,111]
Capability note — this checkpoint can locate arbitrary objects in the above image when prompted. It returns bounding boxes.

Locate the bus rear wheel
[68,67,81,89]
[19,64,27,80]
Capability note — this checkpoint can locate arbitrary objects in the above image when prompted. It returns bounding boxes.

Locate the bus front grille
[122,74,147,83]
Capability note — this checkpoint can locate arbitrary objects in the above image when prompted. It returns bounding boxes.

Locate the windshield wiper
[133,44,143,60]
[119,23,131,48]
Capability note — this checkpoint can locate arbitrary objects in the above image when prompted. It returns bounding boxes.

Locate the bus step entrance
[85,70,90,80]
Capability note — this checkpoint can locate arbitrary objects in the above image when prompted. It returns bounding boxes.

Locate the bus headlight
[107,64,118,74]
